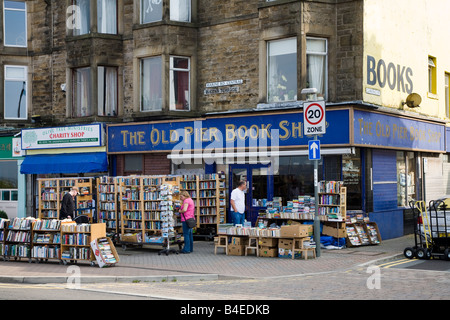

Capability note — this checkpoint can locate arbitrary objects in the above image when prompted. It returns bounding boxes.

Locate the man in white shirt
[230,181,247,225]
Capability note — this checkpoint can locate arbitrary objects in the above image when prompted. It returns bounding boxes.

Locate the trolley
[404,199,450,260]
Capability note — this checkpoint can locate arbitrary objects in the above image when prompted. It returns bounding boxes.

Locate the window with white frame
[98,66,118,116]
[141,56,163,111]
[141,0,163,24]
[72,0,90,35]
[3,1,27,47]
[170,0,191,22]
[306,37,328,100]
[170,57,190,111]
[267,38,297,103]
[97,0,117,34]
[72,67,93,117]
[4,66,27,120]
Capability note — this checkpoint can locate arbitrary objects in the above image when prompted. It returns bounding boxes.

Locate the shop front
[107,105,447,240]
[0,136,25,219]
[19,124,108,217]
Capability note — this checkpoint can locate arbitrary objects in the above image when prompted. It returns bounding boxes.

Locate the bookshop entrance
[229,164,273,226]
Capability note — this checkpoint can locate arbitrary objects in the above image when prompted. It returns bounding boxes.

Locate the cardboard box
[278,238,293,249]
[121,233,140,243]
[227,244,245,256]
[231,237,249,246]
[278,248,301,259]
[259,246,278,258]
[259,237,278,247]
[280,225,309,238]
[90,237,120,268]
[322,224,347,238]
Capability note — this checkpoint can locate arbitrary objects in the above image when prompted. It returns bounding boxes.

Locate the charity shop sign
[21,124,103,150]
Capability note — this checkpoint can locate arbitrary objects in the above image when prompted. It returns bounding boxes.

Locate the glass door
[229,164,273,226]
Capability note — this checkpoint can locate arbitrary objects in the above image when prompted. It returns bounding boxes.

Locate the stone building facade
[0,0,365,128]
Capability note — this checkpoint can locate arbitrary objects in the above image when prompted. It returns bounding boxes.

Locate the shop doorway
[229,164,273,226]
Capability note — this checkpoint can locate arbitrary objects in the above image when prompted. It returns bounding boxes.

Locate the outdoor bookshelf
[0,219,9,259]
[31,219,62,263]
[38,179,59,219]
[75,178,95,223]
[346,222,381,247]
[4,217,35,262]
[180,173,227,236]
[119,176,181,248]
[318,181,347,222]
[37,177,96,222]
[97,176,120,239]
[60,222,106,265]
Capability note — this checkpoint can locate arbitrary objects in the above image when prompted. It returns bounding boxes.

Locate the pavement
[0,235,413,284]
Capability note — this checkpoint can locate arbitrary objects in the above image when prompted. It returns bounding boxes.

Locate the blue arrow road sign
[308,140,321,160]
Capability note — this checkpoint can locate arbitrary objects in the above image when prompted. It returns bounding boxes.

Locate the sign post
[304,100,326,258]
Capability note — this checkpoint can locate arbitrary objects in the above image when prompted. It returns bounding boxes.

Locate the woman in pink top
[179,191,195,253]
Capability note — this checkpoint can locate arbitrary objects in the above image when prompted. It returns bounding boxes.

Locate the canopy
[20,152,108,174]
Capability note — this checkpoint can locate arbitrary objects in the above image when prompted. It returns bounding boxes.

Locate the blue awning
[20,152,108,174]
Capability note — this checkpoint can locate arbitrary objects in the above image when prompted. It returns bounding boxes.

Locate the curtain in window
[170,0,191,22]
[141,57,162,111]
[97,0,117,34]
[74,0,90,35]
[307,55,325,96]
[98,67,117,116]
[170,57,190,111]
[306,38,327,99]
[73,68,92,117]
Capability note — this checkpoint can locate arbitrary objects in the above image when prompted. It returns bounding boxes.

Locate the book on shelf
[318,181,343,194]
[61,223,90,233]
[9,217,35,230]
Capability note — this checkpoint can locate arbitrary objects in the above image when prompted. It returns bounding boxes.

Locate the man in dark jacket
[60,186,78,220]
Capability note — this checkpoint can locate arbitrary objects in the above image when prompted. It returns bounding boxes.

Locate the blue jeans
[233,211,245,225]
[181,221,193,252]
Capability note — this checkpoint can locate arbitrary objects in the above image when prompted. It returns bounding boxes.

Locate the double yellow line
[378,258,414,269]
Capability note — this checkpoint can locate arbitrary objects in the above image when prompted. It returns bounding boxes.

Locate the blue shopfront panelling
[371,149,402,239]
[369,209,404,240]
[372,149,398,211]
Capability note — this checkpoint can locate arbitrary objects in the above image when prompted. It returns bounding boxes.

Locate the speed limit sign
[303,101,326,135]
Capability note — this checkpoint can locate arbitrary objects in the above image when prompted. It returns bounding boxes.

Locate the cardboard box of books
[259,237,278,247]
[231,237,248,246]
[90,237,119,268]
[322,224,346,238]
[280,225,309,238]
[227,244,245,256]
[260,246,277,258]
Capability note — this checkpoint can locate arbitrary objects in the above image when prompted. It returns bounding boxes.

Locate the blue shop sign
[353,110,445,152]
[107,109,350,153]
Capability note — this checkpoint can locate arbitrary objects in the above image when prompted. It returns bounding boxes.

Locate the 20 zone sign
[303,101,326,135]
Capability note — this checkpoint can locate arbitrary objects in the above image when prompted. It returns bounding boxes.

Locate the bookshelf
[75,178,95,223]
[0,219,9,259]
[119,176,181,247]
[346,222,381,247]
[180,173,227,234]
[32,219,62,263]
[38,177,95,222]
[38,179,59,219]
[60,222,106,265]
[97,176,120,238]
[4,217,36,262]
[318,181,347,222]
